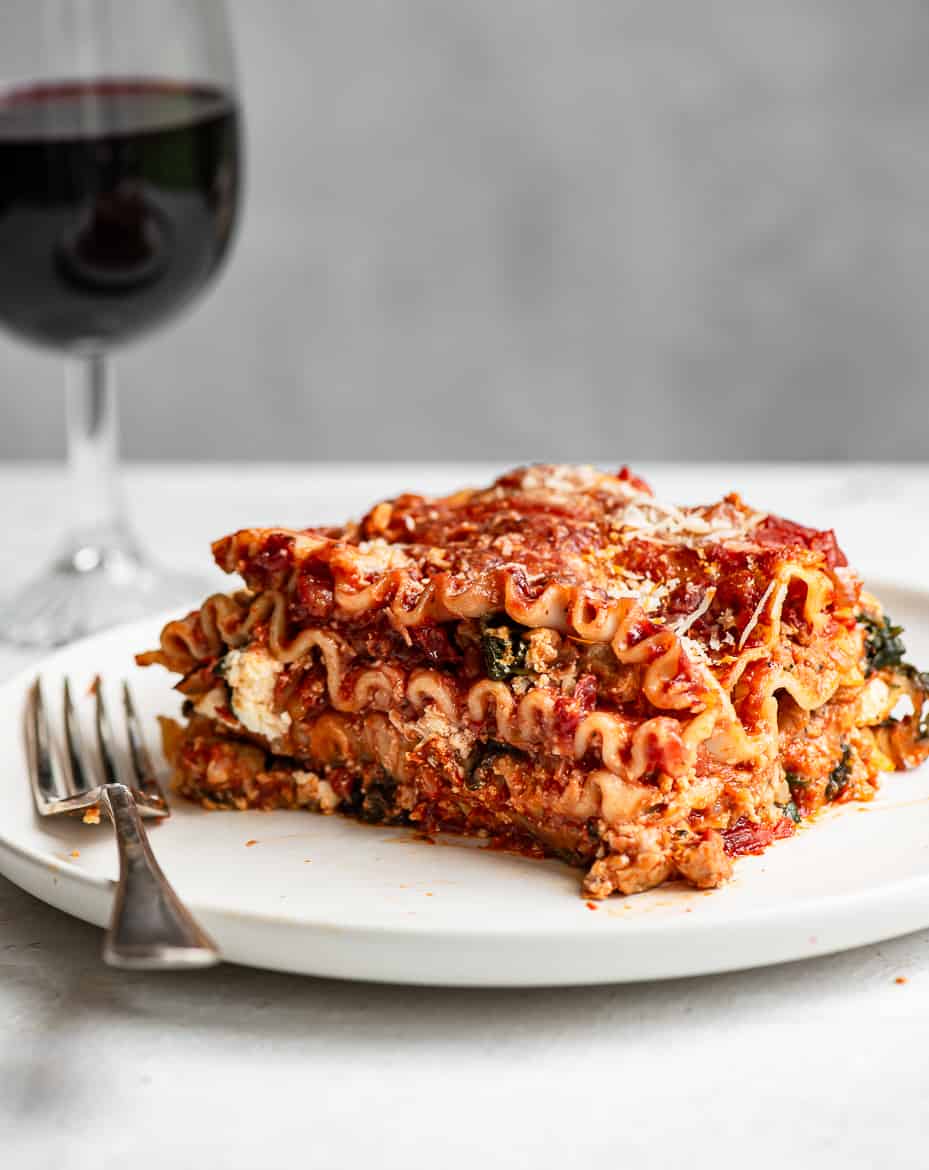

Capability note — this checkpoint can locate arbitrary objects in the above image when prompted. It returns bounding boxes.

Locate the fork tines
[28,677,169,819]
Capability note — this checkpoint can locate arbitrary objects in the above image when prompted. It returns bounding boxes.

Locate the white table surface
[3,461,929,1170]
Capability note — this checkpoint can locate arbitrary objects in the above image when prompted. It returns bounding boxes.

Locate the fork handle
[100,783,220,970]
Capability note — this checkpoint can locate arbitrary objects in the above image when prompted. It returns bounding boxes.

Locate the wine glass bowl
[0,3,241,646]
[0,79,239,349]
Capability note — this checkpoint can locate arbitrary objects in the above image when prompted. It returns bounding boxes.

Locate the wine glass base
[0,549,206,649]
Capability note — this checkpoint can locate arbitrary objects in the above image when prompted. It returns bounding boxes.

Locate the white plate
[3,583,929,987]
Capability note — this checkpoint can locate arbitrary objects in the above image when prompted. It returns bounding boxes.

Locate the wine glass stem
[60,352,138,572]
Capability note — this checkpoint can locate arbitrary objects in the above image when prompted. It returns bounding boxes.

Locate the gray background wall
[2,0,929,463]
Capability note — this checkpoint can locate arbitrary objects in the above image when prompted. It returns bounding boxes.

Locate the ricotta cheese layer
[223,646,292,741]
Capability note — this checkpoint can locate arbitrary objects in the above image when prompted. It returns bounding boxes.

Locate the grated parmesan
[520,464,603,494]
[738,580,778,650]
[608,495,765,546]
[671,587,717,636]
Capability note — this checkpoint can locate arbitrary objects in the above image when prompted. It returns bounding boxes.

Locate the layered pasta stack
[138,465,929,897]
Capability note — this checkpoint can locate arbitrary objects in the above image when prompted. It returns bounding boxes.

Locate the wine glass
[0,0,242,646]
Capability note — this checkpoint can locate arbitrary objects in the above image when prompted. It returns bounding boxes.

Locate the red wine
[0,79,240,349]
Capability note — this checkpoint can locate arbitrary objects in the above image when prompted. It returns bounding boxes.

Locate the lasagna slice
[137,465,929,898]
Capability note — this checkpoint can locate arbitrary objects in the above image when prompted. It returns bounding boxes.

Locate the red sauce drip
[294,566,335,619]
[722,815,795,857]
[247,532,294,585]
[553,673,598,739]
[638,718,688,779]
[409,624,460,664]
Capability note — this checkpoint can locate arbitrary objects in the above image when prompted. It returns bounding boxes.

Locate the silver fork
[26,677,220,970]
